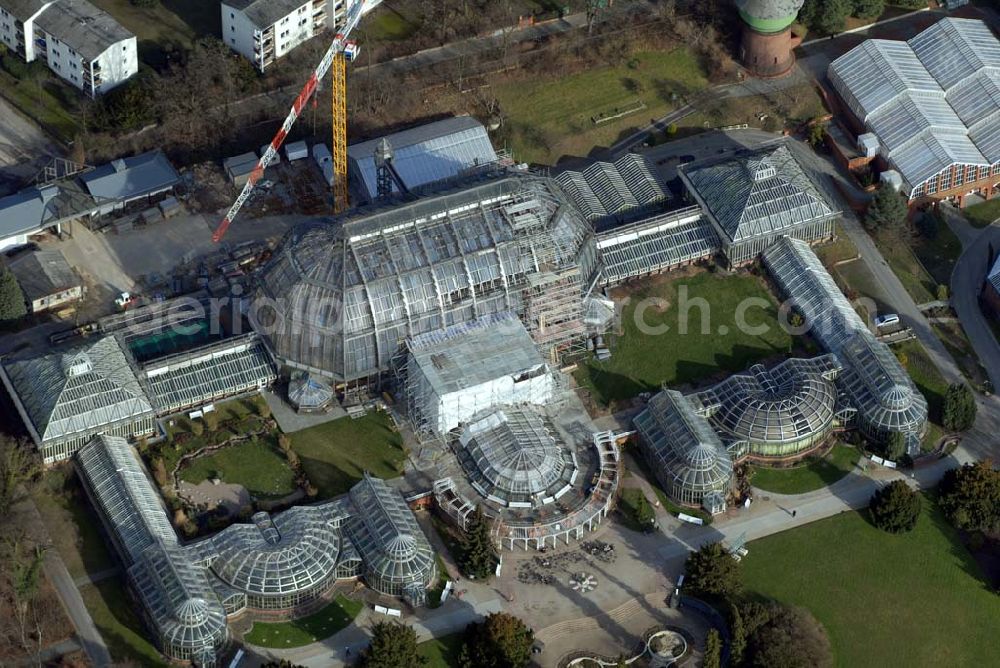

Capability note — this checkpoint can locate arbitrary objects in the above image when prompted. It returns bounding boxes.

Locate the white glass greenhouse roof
[555,154,670,224]
[254,175,598,381]
[680,144,837,243]
[205,507,345,597]
[2,335,154,445]
[828,18,1000,190]
[458,406,576,503]
[348,116,498,200]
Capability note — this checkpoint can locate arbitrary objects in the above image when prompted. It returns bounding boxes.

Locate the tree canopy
[744,604,833,668]
[685,541,742,598]
[359,622,425,668]
[459,505,499,580]
[0,437,40,519]
[943,383,977,432]
[938,460,1000,533]
[0,264,26,323]
[459,612,534,668]
[800,0,853,36]
[703,628,723,668]
[851,0,885,19]
[865,186,908,233]
[869,480,921,533]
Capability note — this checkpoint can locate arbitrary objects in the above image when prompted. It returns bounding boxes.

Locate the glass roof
[288,372,335,409]
[694,356,840,446]
[634,390,734,497]
[254,176,598,381]
[205,507,344,596]
[2,335,154,444]
[828,18,1000,190]
[458,406,577,504]
[345,475,436,593]
[555,154,669,224]
[680,145,837,243]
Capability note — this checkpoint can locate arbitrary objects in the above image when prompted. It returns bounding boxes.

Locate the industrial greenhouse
[344,474,437,604]
[253,175,602,384]
[1,336,156,463]
[554,153,670,227]
[694,356,841,459]
[77,435,228,666]
[763,237,927,451]
[680,144,838,265]
[828,18,1000,199]
[634,390,735,510]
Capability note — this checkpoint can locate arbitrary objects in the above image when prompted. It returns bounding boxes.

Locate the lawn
[178,437,297,499]
[618,487,656,532]
[495,48,709,164]
[963,198,1000,228]
[743,494,1000,667]
[931,320,988,388]
[80,577,167,667]
[910,214,962,287]
[160,396,267,471]
[894,339,948,427]
[363,3,421,42]
[750,443,859,495]
[289,410,406,499]
[90,0,219,67]
[872,230,937,304]
[244,595,362,648]
[814,225,859,269]
[419,632,466,667]
[0,70,80,143]
[575,271,797,406]
[31,469,116,580]
[676,83,826,135]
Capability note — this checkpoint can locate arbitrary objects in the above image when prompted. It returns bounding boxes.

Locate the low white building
[0,0,137,96]
[406,315,556,437]
[221,0,381,73]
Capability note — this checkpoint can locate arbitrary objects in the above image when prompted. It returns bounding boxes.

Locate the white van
[874,313,900,329]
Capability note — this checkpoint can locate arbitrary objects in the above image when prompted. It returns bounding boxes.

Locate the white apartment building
[221,0,381,72]
[0,0,137,96]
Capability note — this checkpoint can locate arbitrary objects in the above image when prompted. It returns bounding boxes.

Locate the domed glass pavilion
[457,407,578,506]
[694,356,841,458]
[634,390,736,509]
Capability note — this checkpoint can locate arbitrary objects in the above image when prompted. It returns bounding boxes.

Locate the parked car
[874,313,900,329]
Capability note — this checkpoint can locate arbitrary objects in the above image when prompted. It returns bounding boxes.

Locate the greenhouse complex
[636,237,927,513]
[77,435,435,665]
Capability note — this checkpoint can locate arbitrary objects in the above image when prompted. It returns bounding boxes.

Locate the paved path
[18,493,112,667]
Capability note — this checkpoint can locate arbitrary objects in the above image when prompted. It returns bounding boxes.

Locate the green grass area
[244,595,363,648]
[931,320,988,388]
[617,487,656,532]
[833,259,882,305]
[894,339,948,427]
[90,0,218,67]
[364,4,421,42]
[178,437,297,499]
[910,215,962,287]
[289,411,406,499]
[575,272,796,406]
[750,444,859,495]
[419,632,466,668]
[815,226,859,268]
[32,469,116,580]
[963,198,1000,228]
[0,70,80,142]
[495,48,708,164]
[872,231,936,304]
[80,577,167,667]
[743,494,1000,667]
[160,396,268,472]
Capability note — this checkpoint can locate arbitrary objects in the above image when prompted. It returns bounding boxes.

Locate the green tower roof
[736,0,803,34]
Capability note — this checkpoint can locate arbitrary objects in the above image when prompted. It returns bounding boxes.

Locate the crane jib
[212,2,364,242]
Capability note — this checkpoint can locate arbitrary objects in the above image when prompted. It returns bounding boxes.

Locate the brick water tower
[736,0,804,78]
